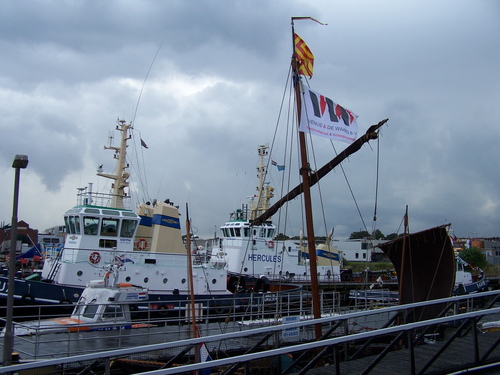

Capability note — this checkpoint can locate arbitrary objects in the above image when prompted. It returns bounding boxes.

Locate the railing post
[407,329,415,375]
[334,344,341,375]
[472,317,479,363]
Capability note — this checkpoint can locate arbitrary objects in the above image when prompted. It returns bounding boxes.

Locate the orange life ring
[266,240,274,248]
[136,238,148,250]
[89,252,101,264]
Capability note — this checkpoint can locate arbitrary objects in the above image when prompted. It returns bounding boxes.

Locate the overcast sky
[1,0,499,241]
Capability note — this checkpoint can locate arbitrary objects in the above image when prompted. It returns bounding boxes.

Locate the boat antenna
[127,42,163,202]
[131,41,163,127]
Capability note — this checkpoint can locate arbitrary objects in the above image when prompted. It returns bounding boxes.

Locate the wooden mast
[185,204,200,362]
[291,18,322,340]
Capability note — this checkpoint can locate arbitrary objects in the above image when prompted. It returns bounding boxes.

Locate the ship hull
[0,274,303,318]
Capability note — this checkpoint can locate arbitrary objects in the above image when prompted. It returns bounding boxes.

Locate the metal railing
[1,290,499,374]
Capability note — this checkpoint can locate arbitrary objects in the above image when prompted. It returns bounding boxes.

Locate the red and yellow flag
[294,33,314,78]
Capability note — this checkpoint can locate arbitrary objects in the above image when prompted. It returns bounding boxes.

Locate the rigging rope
[371,134,380,235]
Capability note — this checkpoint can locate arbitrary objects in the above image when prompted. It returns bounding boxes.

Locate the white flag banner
[300,86,359,144]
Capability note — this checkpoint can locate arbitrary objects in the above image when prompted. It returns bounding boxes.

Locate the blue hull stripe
[302,250,339,261]
[152,214,181,230]
[139,216,153,227]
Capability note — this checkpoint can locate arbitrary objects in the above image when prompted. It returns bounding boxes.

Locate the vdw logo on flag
[299,86,359,144]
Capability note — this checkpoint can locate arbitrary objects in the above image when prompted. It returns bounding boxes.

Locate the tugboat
[0,121,253,311]
[210,145,342,285]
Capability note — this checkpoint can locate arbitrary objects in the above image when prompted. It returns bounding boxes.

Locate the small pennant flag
[140,138,149,149]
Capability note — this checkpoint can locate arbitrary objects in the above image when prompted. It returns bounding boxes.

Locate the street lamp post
[2,154,28,366]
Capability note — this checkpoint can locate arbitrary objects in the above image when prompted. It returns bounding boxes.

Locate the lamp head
[12,154,29,169]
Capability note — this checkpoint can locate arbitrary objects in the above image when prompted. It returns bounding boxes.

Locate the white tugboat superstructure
[41,120,229,302]
[210,145,342,283]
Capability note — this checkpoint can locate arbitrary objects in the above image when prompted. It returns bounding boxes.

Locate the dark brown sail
[377,224,455,322]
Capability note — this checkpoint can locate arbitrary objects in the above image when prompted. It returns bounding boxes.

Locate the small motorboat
[1,265,153,337]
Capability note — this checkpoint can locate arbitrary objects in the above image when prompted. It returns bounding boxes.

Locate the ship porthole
[143,277,149,283]
[163,278,168,284]
[181,278,186,284]
[212,279,217,284]
[243,267,248,272]
[77,271,83,276]
[125,276,131,282]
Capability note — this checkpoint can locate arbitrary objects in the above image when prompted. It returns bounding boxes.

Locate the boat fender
[213,305,226,315]
[117,282,133,288]
[21,293,35,305]
[227,276,246,293]
[266,240,274,248]
[255,276,270,293]
[89,252,101,264]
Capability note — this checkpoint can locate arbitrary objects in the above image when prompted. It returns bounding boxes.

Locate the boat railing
[42,245,63,261]
[0,289,342,361]
[2,290,499,373]
[256,272,343,284]
[76,190,132,210]
[56,247,212,270]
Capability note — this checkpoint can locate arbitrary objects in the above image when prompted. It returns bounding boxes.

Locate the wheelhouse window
[99,239,117,248]
[72,216,81,234]
[101,218,118,236]
[82,304,98,319]
[234,228,241,237]
[102,305,124,319]
[83,217,99,235]
[244,228,250,237]
[64,216,70,234]
[64,216,81,235]
[120,219,137,238]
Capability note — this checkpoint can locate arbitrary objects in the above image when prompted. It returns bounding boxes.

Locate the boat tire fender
[21,293,36,305]
[255,276,270,293]
[227,276,246,293]
[213,305,226,315]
